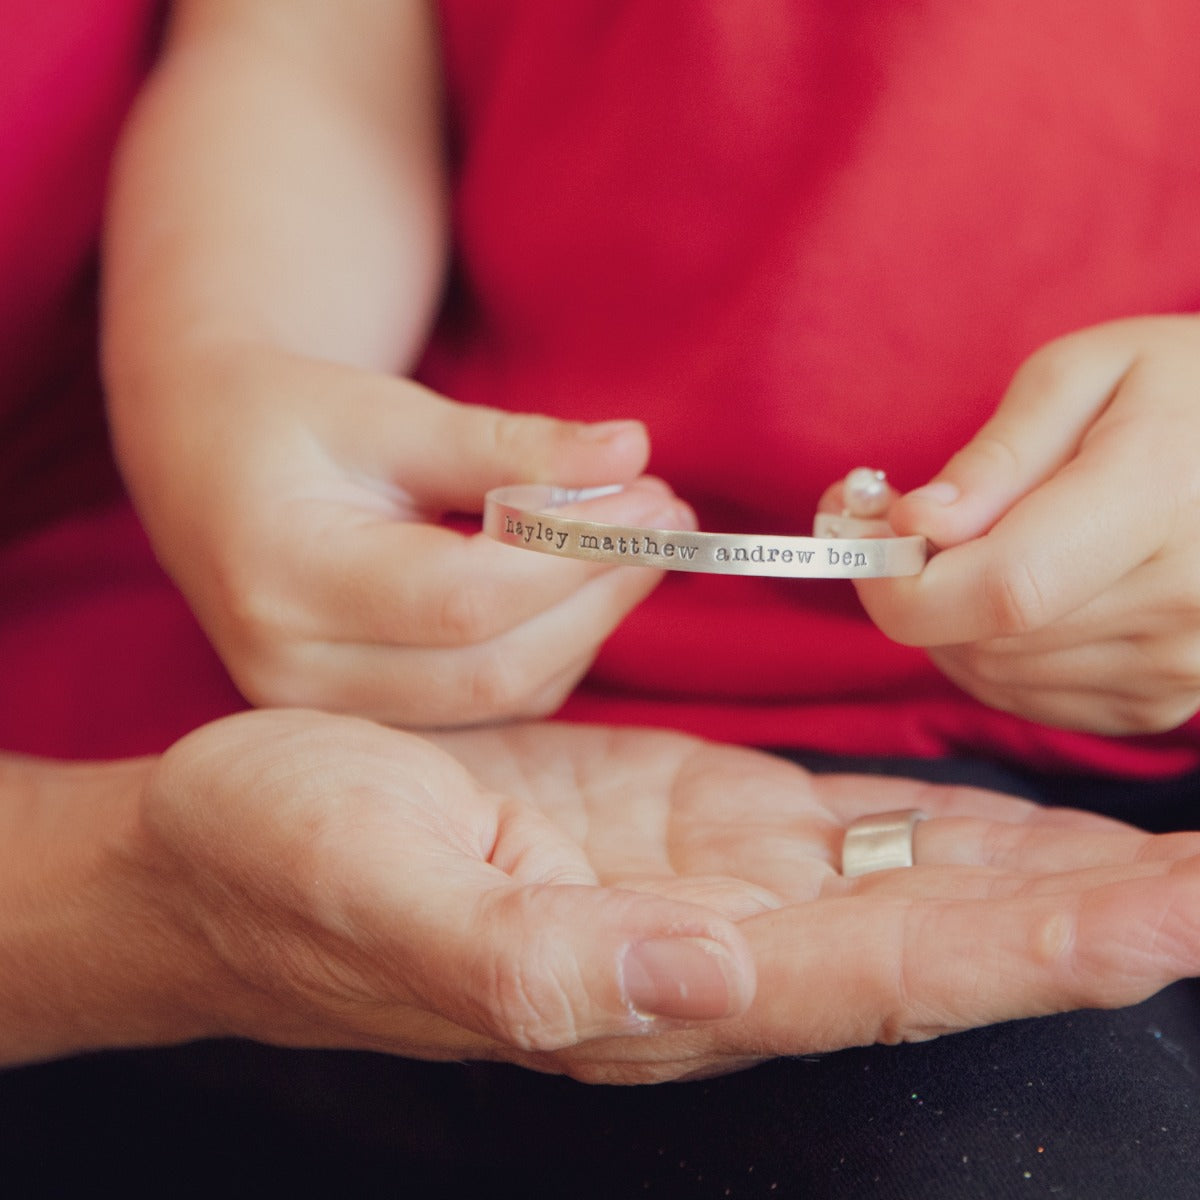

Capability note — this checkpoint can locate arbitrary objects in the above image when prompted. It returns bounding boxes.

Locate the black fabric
[4,757,1199,1199]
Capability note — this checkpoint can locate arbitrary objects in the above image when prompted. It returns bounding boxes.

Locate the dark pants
[4,757,1199,1199]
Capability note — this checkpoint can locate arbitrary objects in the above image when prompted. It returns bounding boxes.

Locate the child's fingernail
[621,485,696,530]
[670,501,698,531]
[578,419,644,443]
[905,481,960,506]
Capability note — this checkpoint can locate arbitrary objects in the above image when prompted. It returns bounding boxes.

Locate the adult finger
[812,774,1057,826]
[371,862,757,1049]
[542,852,1200,1080]
[910,817,1200,875]
[605,874,786,922]
[743,861,1200,1054]
[662,775,1119,903]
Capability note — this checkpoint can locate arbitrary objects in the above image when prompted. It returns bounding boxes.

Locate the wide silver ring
[841,809,928,877]
[483,484,927,579]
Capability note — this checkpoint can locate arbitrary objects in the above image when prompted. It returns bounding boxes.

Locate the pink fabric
[0,0,161,542]
[0,1,244,758]
[0,500,242,758]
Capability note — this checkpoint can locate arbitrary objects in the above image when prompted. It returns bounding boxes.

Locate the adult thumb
[405,872,756,1053]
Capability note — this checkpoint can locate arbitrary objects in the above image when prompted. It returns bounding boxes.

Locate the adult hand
[136,709,753,1071]
[855,316,1200,733]
[137,711,1200,1084]
[115,348,690,726]
[439,723,1200,1080]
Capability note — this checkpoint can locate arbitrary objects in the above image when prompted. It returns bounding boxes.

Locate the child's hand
[116,347,692,726]
[102,0,673,726]
[856,316,1200,734]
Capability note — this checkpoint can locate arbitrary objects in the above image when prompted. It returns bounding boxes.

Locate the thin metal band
[483,485,928,579]
[841,809,928,878]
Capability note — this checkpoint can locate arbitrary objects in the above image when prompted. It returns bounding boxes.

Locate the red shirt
[4,1,1200,777]
[420,0,1200,775]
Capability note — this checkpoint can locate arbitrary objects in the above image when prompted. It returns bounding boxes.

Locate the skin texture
[7,711,1200,1083]
[859,316,1200,734]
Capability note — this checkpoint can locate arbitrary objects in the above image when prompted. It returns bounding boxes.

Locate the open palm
[436,723,1200,1081]
[144,711,1200,1085]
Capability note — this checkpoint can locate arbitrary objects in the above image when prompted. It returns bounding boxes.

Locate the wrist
[0,754,223,1066]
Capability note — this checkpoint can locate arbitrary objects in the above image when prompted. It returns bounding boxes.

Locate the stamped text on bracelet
[483,485,928,579]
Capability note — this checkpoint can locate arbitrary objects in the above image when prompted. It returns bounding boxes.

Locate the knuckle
[482,925,581,1053]
[481,407,520,458]
[1109,695,1199,736]
[938,643,1007,689]
[483,408,555,473]
[525,661,591,719]
[213,560,301,652]
[1110,638,1200,733]
[1101,701,1160,736]
[1142,635,1200,691]
[957,430,1023,484]
[1011,333,1082,400]
[434,580,503,645]
[868,909,915,1046]
[463,649,539,718]
[215,592,320,709]
[980,558,1049,637]
[229,644,312,709]
[520,687,574,722]
[222,595,280,659]
[870,904,952,1047]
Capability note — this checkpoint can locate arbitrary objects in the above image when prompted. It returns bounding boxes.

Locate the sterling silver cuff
[483,484,928,579]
